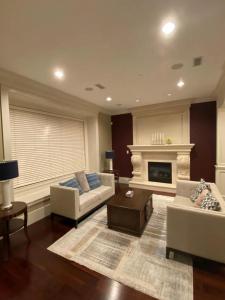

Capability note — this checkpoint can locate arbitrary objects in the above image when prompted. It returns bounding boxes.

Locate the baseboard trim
[119,177,131,184]
[28,203,51,225]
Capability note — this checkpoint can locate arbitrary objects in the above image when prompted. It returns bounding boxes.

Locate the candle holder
[151,132,165,145]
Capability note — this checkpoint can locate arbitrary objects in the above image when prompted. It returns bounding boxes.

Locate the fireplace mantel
[128,144,195,193]
[128,144,195,153]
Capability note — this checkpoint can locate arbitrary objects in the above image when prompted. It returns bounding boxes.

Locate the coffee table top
[107,187,152,210]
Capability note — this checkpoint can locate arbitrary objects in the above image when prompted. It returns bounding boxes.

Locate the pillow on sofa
[75,171,90,192]
[60,178,83,195]
[86,173,101,190]
[200,192,221,211]
[190,178,211,202]
[195,189,209,207]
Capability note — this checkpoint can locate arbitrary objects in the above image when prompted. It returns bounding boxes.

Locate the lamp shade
[105,150,115,159]
[0,160,19,181]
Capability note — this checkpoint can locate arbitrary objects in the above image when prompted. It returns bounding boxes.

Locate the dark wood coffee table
[107,188,153,237]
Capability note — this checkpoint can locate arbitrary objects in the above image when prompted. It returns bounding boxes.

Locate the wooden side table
[0,201,30,260]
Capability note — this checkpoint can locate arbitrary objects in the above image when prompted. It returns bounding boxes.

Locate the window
[10,108,86,188]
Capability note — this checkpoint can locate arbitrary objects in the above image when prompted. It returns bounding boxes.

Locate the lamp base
[108,159,113,171]
[1,180,13,211]
[1,202,13,210]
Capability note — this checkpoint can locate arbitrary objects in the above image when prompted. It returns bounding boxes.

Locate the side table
[0,201,30,260]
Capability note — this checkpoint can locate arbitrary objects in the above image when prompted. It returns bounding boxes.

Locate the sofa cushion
[190,178,211,202]
[60,178,83,195]
[90,185,113,201]
[86,173,101,190]
[200,192,221,211]
[75,171,90,192]
[79,191,100,211]
[174,196,195,207]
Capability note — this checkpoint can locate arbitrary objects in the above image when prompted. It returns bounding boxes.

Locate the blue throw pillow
[60,178,83,195]
[86,173,101,190]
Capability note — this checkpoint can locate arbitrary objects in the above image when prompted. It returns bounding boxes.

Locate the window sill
[14,173,74,206]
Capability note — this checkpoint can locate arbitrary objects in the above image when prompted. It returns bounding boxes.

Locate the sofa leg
[166,247,170,259]
[74,220,78,228]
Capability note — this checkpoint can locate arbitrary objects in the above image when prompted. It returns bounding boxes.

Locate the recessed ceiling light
[106,97,112,102]
[162,22,176,35]
[54,69,64,80]
[177,79,185,88]
[136,99,140,103]
[168,93,172,96]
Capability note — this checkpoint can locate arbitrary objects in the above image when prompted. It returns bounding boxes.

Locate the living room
[0,1,225,300]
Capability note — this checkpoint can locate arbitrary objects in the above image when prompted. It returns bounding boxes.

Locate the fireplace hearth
[148,162,172,184]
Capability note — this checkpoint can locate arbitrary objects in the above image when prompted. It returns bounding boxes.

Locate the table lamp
[0,160,19,210]
[105,150,115,171]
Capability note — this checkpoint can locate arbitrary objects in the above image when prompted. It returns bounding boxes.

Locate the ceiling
[1,0,225,111]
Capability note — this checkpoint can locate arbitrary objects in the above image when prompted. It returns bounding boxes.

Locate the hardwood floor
[1,195,225,299]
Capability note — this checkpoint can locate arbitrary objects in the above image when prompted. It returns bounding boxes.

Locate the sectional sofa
[167,180,225,263]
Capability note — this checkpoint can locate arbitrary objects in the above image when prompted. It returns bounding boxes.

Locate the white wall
[86,116,100,172]
[0,87,4,204]
[98,113,112,171]
[0,85,14,205]
[216,74,225,198]
[132,102,190,145]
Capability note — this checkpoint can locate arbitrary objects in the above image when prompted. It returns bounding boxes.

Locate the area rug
[48,194,193,300]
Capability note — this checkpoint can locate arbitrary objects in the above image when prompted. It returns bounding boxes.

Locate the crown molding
[0,68,111,117]
[112,97,215,117]
[130,99,191,118]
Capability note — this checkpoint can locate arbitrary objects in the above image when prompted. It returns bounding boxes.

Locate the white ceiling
[1,0,225,111]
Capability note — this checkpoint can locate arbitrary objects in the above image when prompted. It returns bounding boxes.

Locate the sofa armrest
[50,185,80,219]
[167,204,225,263]
[176,180,199,197]
[98,173,115,193]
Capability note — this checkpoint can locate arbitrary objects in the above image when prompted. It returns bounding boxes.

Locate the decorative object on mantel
[0,160,19,210]
[166,137,172,144]
[151,132,165,145]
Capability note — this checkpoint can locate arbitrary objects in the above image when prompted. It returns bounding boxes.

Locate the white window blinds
[10,108,86,188]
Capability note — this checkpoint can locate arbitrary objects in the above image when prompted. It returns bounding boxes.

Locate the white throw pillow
[75,171,90,192]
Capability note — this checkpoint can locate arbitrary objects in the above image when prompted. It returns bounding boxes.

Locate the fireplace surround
[128,144,195,193]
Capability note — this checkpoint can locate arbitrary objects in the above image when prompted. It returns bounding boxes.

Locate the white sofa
[50,172,115,226]
[167,180,225,264]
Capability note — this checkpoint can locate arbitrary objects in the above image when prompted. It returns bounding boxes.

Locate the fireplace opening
[148,162,172,184]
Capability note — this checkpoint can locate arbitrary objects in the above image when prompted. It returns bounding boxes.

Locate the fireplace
[148,162,172,184]
[128,144,194,193]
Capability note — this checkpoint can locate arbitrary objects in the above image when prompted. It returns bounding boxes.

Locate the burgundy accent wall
[190,101,216,182]
[111,113,133,178]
